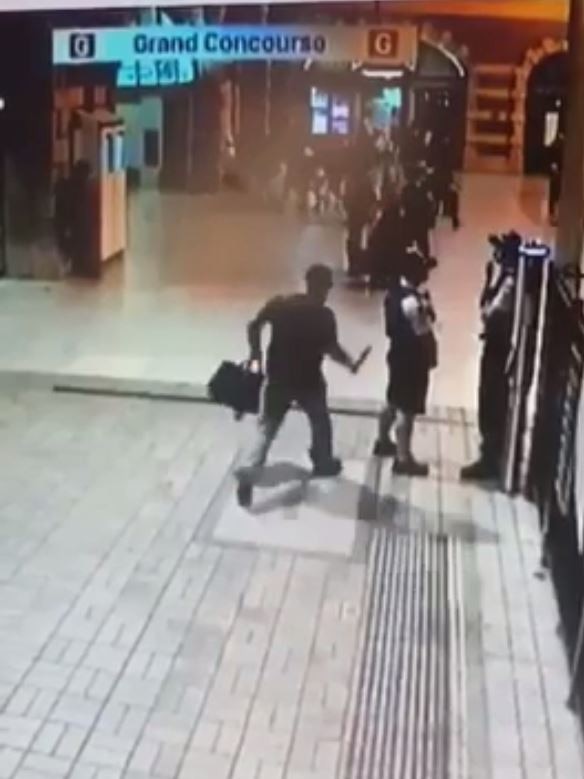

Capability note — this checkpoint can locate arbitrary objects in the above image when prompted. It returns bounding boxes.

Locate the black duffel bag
[208,361,263,418]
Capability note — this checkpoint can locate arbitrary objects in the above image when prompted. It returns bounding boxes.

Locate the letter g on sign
[69,32,96,60]
[368,29,397,59]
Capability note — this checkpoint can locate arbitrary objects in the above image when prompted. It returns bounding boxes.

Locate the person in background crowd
[291,146,315,214]
[426,132,460,230]
[222,140,246,192]
[401,165,436,260]
[388,107,401,149]
[309,165,334,217]
[236,264,370,508]
[372,250,438,476]
[400,122,424,173]
[344,171,378,278]
[265,160,289,210]
[62,160,93,277]
[54,168,73,275]
[368,190,406,290]
[429,164,461,230]
[354,116,378,173]
[420,127,436,169]
[444,172,461,230]
[327,142,349,213]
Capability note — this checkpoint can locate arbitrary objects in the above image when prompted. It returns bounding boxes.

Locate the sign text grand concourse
[53,24,418,67]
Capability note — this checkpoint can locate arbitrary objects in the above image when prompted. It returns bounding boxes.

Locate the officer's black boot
[460,457,499,482]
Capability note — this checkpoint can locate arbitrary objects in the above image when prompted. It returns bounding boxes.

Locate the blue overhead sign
[53,24,418,68]
[5,0,341,8]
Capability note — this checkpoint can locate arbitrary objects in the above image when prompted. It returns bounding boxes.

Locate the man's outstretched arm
[326,313,370,374]
[328,342,358,373]
[328,342,371,374]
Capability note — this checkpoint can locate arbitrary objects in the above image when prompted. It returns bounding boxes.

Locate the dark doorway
[410,41,468,170]
[524,51,568,175]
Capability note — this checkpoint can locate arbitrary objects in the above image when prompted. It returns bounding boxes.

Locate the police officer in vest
[372,248,438,476]
[460,232,520,481]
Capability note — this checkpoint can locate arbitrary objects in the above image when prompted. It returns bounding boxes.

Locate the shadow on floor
[378,496,500,544]
[248,460,378,520]
[248,461,500,545]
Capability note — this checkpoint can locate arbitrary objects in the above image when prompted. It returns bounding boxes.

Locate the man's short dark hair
[305,264,333,290]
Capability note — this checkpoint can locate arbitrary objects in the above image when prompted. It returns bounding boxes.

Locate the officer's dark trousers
[478,343,509,467]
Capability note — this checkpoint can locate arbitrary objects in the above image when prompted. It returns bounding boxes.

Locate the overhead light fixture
[361,69,403,80]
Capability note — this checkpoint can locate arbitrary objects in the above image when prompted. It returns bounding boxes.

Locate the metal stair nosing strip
[343,529,466,779]
[449,533,468,779]
[343,524,395,779]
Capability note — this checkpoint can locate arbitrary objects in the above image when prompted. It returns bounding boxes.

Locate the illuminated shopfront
[309,87,351,137]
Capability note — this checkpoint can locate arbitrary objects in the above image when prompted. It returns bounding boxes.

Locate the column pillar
[237,6,271,182]
[190,74,222,193]
[0,14,55,278]
[555,0,584,273]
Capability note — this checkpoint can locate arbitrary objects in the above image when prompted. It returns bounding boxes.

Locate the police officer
[373,249,438,476]
[460,233,520,481]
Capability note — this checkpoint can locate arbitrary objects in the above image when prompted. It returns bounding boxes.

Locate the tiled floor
[0,174,553,411]
[0,171,574,777]
[0,390,581,779]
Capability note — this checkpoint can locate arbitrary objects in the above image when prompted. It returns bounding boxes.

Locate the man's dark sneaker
[312,458,343,478]
[460,459,498,482]
[393,458,429,477]
[373,439,397,458]
[236,481,253,508]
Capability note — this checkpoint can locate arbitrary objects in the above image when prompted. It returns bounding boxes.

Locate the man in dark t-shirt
[236,264,369,508]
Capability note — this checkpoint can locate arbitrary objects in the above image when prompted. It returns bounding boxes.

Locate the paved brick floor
[0,389,581,779]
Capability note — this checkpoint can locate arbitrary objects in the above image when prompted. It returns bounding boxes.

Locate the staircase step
[467,109,512,122]
[474,87,513,99]
[473,63,516,76]
[467,133,515,146]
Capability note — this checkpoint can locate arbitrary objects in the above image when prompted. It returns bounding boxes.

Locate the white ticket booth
[72,109,127,274]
